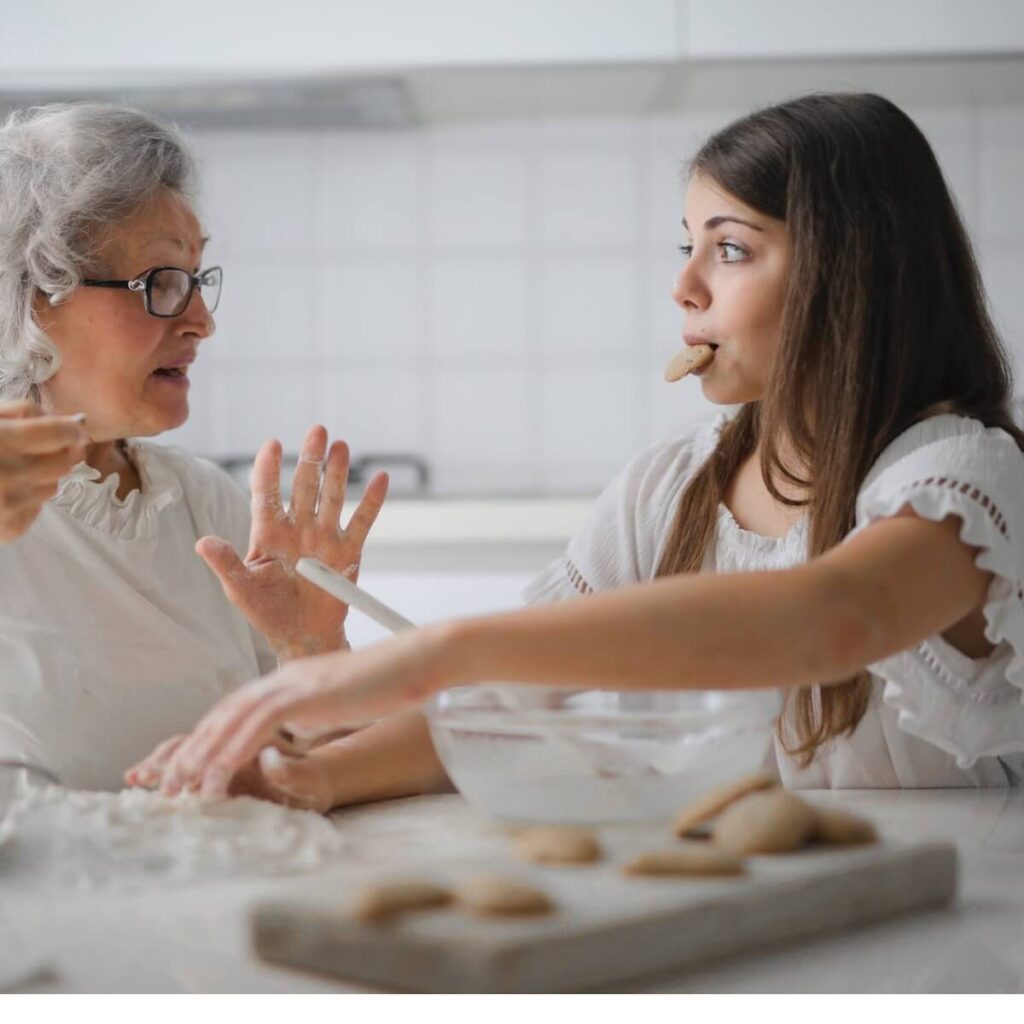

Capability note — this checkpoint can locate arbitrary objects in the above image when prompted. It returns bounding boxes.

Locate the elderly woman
[0,103,388,791]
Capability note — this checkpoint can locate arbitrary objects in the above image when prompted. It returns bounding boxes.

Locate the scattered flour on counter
[0,782,347,891]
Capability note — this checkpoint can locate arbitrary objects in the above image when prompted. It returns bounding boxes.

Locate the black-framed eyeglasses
[81,266,223,318]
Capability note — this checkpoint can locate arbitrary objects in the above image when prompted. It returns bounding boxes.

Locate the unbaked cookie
[623,843,745,877]
[350,880,452,924]
[671,773,778,837]
[811,807,878,846]
[712,789,819,855]
[456,875,555,917]
[512,826,602,865]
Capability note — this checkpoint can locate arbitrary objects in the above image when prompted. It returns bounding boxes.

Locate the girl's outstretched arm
[159,510,990,799]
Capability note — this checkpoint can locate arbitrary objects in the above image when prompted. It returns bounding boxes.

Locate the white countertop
[3,788,1023,993]
[347,497,593,544]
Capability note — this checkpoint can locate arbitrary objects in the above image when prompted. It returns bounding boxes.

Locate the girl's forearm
[309,710,450,809]
[444,565,873,694]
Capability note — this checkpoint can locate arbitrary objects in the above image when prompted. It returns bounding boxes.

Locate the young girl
[142,92,1024,804]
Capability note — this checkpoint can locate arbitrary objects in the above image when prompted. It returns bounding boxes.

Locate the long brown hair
[656,93,1024,766]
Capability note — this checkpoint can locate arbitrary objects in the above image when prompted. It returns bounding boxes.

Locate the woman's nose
[179,286,215,339]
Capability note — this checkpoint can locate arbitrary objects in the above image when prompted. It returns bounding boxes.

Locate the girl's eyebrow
[681,215,765,232]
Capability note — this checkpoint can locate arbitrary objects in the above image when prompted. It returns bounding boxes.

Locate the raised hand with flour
[196,425,389,662]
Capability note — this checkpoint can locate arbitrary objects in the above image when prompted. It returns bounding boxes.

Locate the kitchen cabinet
[0,0,680,86]
[684,0,1024,60]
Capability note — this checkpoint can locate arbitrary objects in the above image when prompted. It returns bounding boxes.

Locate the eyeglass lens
[149,268,222,316]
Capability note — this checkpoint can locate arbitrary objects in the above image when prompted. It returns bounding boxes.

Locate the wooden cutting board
[252,839,957,992]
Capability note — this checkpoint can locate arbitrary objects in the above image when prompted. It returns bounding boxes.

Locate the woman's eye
[719,242,747,263]
[677,244,693,259]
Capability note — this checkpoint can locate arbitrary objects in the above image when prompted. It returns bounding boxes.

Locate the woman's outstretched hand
[156,624,458,799]
[197,424,389,660]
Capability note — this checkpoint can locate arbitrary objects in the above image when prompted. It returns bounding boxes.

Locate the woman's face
[35,187,214,441]
[672,173,789,405]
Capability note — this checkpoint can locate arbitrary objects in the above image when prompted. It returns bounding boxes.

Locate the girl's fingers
[288,425,328,521]
[124,734,187,788]
[315,439,350,528]
[343,471,389,549]
[162,677,286,795]
[249,439,285,524]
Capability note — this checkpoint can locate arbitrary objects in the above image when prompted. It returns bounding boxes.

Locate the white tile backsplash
[979,107,1024,244]
[315,256,421,359]
[427,147,532,247]
[196,133,315,257]
[316,366,427,456]
[433,366,535,469]
[539,255,640,361]
[181,100,1024,496]
[211,259,316,364]
[218,367,318,456]
[429,256,532,359]
[539,366,639,491]
[538,140,642,247]
[314,133,425,251]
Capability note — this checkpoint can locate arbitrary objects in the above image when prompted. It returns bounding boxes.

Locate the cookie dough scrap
[672,773,778,837]
[350,880,453,924]
[456,875,555,917]
[624,843,745,878]
[512,826,602,865]
[712,789,819,856]
[664,344,715,382]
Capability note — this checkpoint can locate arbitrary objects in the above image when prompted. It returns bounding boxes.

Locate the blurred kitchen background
[3,1,1024,594]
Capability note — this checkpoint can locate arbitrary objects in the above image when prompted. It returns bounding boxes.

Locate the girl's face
[672,173,789,405]
[35,188,214,441]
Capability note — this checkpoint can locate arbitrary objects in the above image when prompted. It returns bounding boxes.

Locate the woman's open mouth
[151,366,190,386]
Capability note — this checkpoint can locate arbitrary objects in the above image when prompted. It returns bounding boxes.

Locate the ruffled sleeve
[522,414,729,605]
[851,414,1024,767]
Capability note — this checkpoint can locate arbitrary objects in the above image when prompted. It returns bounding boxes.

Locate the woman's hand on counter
[196,424,389,660]
[0,400,87,543]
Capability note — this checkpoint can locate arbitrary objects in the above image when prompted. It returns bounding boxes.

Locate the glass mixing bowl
[424,684,779,825]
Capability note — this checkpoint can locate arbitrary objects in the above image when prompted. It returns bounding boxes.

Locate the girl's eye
[677,244,693,259]
[719,242,747,263]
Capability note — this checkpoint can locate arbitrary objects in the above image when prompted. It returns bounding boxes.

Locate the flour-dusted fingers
[249,438,285,525]
[343,470,389,550]
[124,733,187,788]
[288,425,328,521]
[315,439,351,529]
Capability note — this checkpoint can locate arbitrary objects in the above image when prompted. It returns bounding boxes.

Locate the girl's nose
[672,261,710,312]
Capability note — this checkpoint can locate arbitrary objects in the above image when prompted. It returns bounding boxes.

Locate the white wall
[162,101,1024,496]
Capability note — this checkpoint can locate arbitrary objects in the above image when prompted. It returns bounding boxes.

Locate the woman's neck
[84,440,142,500]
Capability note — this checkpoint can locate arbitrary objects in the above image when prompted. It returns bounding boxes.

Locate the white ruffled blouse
[523,413,1024,789]
[0,442,276,791]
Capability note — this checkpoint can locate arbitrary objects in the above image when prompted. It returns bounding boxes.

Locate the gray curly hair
[0,102,198,400]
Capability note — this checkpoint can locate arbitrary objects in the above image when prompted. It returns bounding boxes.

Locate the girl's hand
[158,624,457,799]
[197,425,389,660]
[0,401,87,543]
[125,731,337,813]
